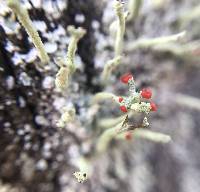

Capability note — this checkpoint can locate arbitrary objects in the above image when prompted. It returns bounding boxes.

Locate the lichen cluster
[5,0,179,184]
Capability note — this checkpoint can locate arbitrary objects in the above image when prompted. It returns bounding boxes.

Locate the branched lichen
[5,0,173,183]
[94,73,163,155]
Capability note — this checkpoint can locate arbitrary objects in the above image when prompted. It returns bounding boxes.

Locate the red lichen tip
[141,88,152,99]
[120,105,128,113]
[120,73,133,84]
[118,97,124,103]
[150,102,157,111]
[125,132,132,140]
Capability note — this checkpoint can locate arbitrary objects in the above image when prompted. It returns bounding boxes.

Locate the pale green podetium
[114,0,126,56]
[96,116,127,154]
[101,0,126,83]
[55,26,86,91]
[7,0,50,63]
[127,0,143,22]
[126,31,186,51]
[101,56,122,84]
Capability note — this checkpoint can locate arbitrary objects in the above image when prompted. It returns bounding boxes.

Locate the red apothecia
[125,132,132,140]
[141,88,152,99]
[150,102,157,111]
[120,73,133,84]
[120,105,128,113]
[118,97,123,102]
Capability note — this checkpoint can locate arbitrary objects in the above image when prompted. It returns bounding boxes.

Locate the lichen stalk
[117,129,172,143]
[101,56,121,84]
[91,92,118,104]
[114,0,126,56]
[127,0,143,22]
[55,26,86,91]
[7,0,50,63]
[96,118,125,154]
[66,26,86,73]
[126,31,186,51]
[101,0,126,83]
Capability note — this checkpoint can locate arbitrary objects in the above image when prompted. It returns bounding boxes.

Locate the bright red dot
[141,88,152,99]
[118,97,123,102]
[120,73,133,84]
[150,102,157,111]
[125,132,132,140]
[120,105,128,113]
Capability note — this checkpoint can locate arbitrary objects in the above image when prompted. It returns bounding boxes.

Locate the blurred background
[0,0,200,191]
